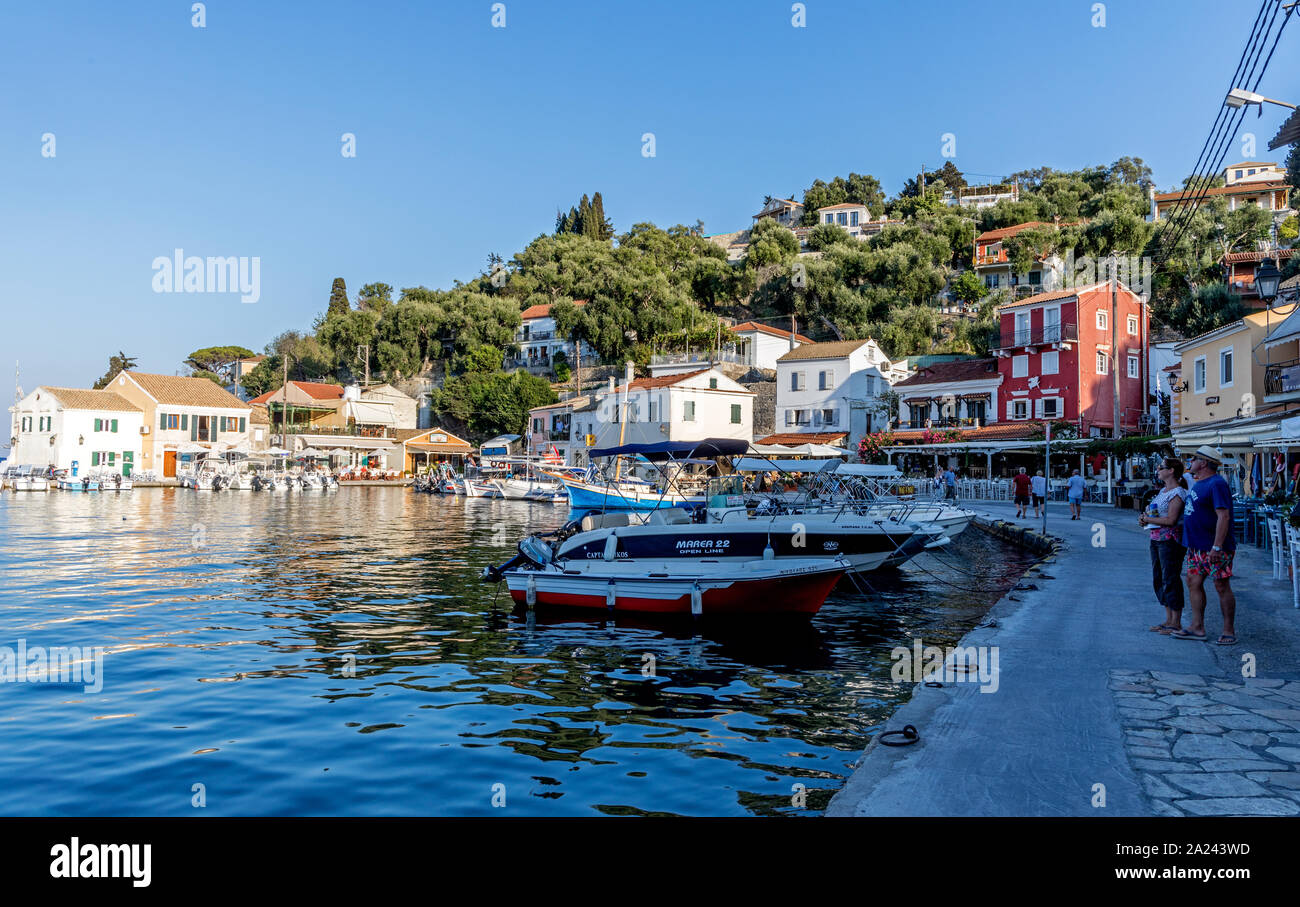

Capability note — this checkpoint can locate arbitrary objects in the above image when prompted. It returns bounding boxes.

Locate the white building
[891,359,1003,429]
[753,197,805,228]
[9,387,145,475]
[512,301,598,373]
[526,395,594,466]
[648,321,814,376]
[774,338,897,443]
[110,371,252,479]
[591,365,754,448]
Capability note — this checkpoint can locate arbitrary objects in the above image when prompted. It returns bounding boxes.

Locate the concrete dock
[827,498,1300,817]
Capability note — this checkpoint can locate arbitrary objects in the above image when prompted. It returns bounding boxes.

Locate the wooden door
[164,451,177,477]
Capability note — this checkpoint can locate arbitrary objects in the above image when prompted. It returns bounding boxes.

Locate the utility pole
[1043,421,1051,535]
[1111,255,1120,506]
[281,352,289,442]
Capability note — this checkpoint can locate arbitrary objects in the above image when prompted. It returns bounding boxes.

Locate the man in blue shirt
[942,467,956,500]
[1173,446,1237,645]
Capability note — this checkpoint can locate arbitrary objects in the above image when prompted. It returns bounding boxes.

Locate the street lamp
[1256,256,1282,301]
[1224,87,1297,112]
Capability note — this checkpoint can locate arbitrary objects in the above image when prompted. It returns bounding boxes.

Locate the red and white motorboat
[485,539,847,615]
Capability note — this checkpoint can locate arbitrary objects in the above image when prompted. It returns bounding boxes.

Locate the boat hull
[504,563,843,615]
[562,478,698,512]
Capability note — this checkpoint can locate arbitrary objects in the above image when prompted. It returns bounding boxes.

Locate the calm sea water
[0,488,1033,816]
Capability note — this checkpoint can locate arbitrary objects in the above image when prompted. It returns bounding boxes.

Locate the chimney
[625,361,634,385]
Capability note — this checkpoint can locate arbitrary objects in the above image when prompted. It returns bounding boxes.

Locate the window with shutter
[181,414,188,430]
[94,418,102,432]
[731,404,741,424]
[160,413,166,431]
[239,417,246,432]
[111,419,118,433]
[91,452,99,466]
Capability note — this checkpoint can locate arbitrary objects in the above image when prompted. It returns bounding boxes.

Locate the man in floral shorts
[1173,446,1237,645]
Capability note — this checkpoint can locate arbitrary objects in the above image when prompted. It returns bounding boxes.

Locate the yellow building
[1174,303,1297,427]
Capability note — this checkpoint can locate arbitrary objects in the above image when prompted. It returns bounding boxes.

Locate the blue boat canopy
[588,438,749,460]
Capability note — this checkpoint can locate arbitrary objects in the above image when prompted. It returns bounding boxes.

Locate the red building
[992,283,1147,437]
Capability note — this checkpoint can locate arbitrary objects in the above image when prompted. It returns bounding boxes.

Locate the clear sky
[2,0,1297,396]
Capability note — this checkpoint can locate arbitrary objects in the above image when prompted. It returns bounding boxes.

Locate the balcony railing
[1265,357,1300,396]
[650,349,746,367]
[995,322,1078,350]
[278,424,392,439]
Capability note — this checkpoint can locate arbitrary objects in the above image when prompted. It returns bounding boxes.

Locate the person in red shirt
[1012,467,1033,518]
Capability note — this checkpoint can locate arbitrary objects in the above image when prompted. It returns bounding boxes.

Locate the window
[1027,270,1042,286]
[708,377,718,389]
[1014,312,1030,345]
[1037,398,1060,419]
[181,414,188,430]
[683,400,695,422]
[731,404,742,424]
[968,400,987,424]
[239,417,246,433]
[824,214,834,224]
[1012,355,1028,378]
[108,452,115,465]
[837,212,848,225]
[909,406,925,428]
[1041,351,1059,375]
[1220,349,1233,386]
[1096,311,1108,330]
[1044,307,1061,342]
[822,408,837,427]
[785,409,794,426]
[648,401,658,422]
[1127,315,1139,336]
[818,369,833,390]
[794,409,811,425]
[1012,400,1028,420]
[1128,356,1141,379]
[1096,352,1108,375]
[791,371,806,391]
[850,211,859,227]
[1235,169,1243,179]
[1193,356,1206,393]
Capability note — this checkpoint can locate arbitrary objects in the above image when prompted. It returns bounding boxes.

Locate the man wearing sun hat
[1172,445,1238,645]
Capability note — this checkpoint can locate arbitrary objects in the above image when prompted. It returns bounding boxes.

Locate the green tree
[805,223,855,251]
[92,351,138,389]
[799,173,885,223]
[746,218,799,267]
[184,345,256,383]
[356,282,393,315]
[950,270,986,305]
[327,278,350,318]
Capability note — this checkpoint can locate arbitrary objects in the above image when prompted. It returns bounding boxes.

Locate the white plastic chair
[1287,524,1300,608]
[1267,516,1286,580]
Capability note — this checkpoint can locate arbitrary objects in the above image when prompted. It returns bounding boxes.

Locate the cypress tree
[591,192,613,240]
[327,278,349,318]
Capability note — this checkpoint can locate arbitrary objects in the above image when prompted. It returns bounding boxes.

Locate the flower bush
[857,431,896,463]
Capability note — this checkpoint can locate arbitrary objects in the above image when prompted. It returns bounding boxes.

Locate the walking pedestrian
[1012,467,1032,518]
[1138,458,1189,635]
[943,465,957,500]
[1030,470,1046,518]
[1172,446,1238,645]
[1066,469,1085,520]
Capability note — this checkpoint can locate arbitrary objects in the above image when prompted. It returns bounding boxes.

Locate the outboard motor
[481,535,553,582]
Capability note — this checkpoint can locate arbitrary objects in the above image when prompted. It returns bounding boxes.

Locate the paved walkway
[825,498,1300,817]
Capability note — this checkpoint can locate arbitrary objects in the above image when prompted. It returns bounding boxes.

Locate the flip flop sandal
[1149,624,1175,632]
[1216,635,1238,646]
[1170,629,1207,640]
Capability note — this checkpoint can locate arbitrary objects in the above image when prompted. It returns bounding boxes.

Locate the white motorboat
[484,536,847,616]
[11,466,51,491]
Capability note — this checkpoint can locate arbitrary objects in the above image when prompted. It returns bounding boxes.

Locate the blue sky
[2,0,1297,395]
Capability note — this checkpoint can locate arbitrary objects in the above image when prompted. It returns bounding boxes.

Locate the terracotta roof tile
[40,387,141,412]
[249,381,345,405]
[1154,181,1290,202]
[776,339,874,362]
[731,321,815,344]
[628,368,710,390]
[123,372,249,409]
[893,358,999,387]
[520,299,587,320]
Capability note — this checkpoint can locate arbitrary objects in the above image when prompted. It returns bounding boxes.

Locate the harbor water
[0,489,1035,816]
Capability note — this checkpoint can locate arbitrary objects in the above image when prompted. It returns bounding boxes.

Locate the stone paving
[1112,670,1300,815]
[827,498,1300,817]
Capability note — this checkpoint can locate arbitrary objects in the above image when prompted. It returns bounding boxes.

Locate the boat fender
[763,540,775,560]
[690,583,703,616]
[602,531,618,562]
[606,581,616,610]
[525,574,536,608]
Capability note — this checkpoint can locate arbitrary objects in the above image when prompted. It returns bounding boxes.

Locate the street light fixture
[1256,256,1282,301]
[1224,87,1297,112]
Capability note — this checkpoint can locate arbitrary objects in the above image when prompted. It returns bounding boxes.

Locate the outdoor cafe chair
[1267,515,1286,581]
[1288,524,1300,609]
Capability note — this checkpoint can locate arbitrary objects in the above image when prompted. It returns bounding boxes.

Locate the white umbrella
[177,443,207,454]
[328,447,350,457]
[298,447,324,458]
[265,447,290,457]
[228,439,252,455]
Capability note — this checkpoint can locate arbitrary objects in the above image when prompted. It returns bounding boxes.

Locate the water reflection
[0,489,1033,816]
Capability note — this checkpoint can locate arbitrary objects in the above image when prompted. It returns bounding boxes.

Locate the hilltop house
[1223,249,1296,306]
[9,387,145,475]
[753,197,804,228]
[109,371,251,477]
[1150,162,1291,222]
[510,301,597,374]
[974,222,1068,296]
[648,320,814,376]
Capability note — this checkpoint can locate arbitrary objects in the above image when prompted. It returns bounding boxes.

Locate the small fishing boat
[484,536,847,616]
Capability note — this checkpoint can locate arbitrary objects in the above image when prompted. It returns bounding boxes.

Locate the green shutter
[94,418,102,431]
[212,418,218,442]
[239,417,246,432]
[181,414,188,430]
[111,419,118,433]
[160,412,166,431]
[731,404,741,424]
[190,417,197,441]
[108,452,115,465]
[123,452,133,463]
[91,452,99,466]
